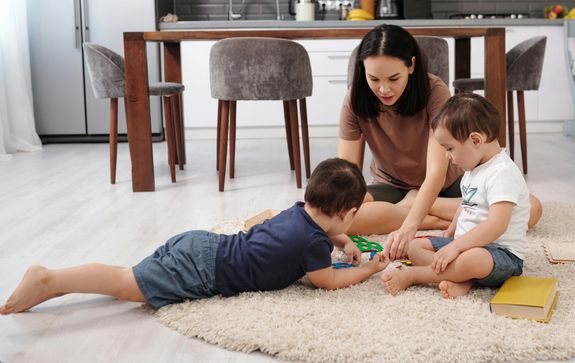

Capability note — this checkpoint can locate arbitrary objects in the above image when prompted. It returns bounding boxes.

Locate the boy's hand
[367,252,390,272]
[343,241,361,265]
[431,243,460,273]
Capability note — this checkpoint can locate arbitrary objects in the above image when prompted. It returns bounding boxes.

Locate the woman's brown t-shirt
[339,74,462,190]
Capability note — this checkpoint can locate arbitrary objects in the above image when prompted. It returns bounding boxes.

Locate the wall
[157,0,575,21]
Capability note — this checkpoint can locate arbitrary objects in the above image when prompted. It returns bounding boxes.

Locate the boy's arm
[443,205,461,238]
[306,254,389,291]
[432,201,514,273]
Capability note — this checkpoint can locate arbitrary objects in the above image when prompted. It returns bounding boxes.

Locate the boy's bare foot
[438,280,472,299]
[381,270,413,295]
[0,265,59,314]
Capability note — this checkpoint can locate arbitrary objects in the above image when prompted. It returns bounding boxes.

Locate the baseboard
[184,121,566,140]
[563,120,575,137]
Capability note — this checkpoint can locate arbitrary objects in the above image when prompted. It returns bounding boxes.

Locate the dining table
[123,26,505,192]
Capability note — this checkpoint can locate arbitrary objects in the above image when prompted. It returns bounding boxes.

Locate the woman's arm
[337,138,364,169]
[386,132,449,260]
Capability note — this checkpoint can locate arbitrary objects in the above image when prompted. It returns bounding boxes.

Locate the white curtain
[0,0,42,160]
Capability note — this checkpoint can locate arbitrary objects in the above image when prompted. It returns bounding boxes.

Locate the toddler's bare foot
[438,280,472,299]
[381,270,413,295]
[0,265,58,314]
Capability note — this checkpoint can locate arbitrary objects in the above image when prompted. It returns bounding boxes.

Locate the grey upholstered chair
[210,37,313,192]
[346,36,450,170]
[452,36,547,174]
[83,43,185,184]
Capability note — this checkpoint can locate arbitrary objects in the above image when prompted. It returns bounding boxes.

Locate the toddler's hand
[431,243,460,273]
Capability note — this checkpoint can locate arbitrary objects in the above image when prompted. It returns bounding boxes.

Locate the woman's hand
[384,226,416,260]
[343,240,362,265]
[442,225,455,238]
[431,243,460,274]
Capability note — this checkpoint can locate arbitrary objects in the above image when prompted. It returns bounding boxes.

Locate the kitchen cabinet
[27,0,162,141]
[467,25,573,124]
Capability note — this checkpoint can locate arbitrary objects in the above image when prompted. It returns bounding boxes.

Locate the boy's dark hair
[304,158,366,217]
[350,24,430,119]
[431,93,500,143]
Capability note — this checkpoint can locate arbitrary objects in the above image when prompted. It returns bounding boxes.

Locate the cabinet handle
[82,0,90,43]
[328,79,348,84]
[74,0,81,48]
[327,55,350,60]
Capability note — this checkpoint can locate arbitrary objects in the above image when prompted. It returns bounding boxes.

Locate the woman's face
[363,54,415,107]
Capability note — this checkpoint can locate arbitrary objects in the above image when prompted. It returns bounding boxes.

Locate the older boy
[1,158,389,313]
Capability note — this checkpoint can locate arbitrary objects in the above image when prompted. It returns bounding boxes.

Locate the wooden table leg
[484,28,507,147]
[454,37,471,80]
[124,32,155,192]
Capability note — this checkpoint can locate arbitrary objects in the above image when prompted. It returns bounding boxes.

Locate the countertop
[159,18,564,31]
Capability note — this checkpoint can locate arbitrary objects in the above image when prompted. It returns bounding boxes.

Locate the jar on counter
[295,0,315,21]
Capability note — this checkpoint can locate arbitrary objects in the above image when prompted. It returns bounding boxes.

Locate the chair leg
[283,100,295,170]
[288,99,302,188]
[229,101,236,179]
[298,98,311,179]
[218,100,230,192]
[216,100,222,171]
[173,94,184,171]
[177,93,186,165]
[516,91,528,174]
[163,96,176,183]
[507,91,515,160]
[109,98,118,184]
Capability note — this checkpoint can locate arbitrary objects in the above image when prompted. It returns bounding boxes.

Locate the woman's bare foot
[397,189,418,208]
[381,270,414,295]
[0,265,59,314]
[438,280,472,299]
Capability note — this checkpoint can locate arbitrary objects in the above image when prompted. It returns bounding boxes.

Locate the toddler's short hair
[304,158,366,217]
[431,93,500,143]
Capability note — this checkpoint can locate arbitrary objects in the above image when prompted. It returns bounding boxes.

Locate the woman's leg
[348,200,450,235]
[0,264,145,314]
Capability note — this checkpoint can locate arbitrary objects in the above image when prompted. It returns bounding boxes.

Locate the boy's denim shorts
[428,236,523,288]
[133,230,221,309]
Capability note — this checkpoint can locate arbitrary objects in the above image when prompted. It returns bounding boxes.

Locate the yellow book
[490,276,559,323]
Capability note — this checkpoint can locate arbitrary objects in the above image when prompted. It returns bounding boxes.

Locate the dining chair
[346,36,450,170]
[83,43,185,184]
[452,36,547,174]
[209,37,313,192]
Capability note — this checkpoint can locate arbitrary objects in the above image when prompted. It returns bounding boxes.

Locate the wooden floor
[1,134,574,362]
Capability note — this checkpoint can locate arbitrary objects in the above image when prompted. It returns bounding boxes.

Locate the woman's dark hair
[350,24,430,119]
[431,93,500,143]
[304,158,366,217]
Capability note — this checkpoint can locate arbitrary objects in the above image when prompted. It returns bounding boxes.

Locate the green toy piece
[348,235,383,252]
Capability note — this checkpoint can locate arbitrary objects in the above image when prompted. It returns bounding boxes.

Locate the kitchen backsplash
[157,0,575,21]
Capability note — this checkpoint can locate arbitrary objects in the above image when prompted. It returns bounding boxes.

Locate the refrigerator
[27,0,162,142]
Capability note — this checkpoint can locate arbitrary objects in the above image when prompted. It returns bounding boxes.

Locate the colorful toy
[332,262,358,269]
[369,248,377,260]
[348,235,383,252]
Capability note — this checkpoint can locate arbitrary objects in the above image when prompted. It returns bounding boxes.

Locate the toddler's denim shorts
[133,230,221,309]
[428,236,523,288]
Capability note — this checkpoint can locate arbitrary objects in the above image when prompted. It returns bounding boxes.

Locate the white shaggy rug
[154,203,575,363]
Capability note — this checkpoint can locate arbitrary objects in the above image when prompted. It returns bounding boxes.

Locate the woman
[338,24,542,260]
